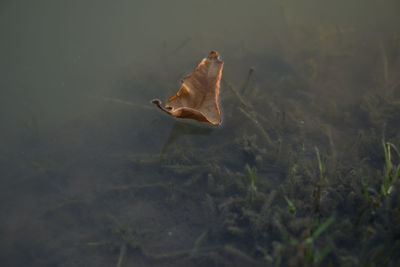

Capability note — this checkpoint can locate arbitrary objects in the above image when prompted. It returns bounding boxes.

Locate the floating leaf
[152,51,224,125]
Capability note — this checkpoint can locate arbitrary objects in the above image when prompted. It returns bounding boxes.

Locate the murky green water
[1,1,400,266]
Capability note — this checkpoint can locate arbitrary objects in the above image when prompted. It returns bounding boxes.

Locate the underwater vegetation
[95,21,399,266]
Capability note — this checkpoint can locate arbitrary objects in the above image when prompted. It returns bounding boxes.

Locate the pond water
[1,1,400,266]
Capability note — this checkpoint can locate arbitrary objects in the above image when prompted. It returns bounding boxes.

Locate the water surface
[1,1,400,266]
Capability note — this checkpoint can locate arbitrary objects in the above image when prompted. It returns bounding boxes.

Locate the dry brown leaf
[152,51,224,125]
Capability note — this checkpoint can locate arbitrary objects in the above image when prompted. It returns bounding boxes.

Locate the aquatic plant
[313,147,326,211]
[381,141,400,198]
[283,195,296,214]
[245,164,258,202]
[290,216,336,266]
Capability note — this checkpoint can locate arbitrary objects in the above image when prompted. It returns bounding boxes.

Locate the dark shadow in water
[161,121,214,155]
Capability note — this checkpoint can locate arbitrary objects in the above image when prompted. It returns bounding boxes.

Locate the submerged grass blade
[381,141,400,196]
[245,164,256,189]
[312,216,335,240]
[284,196,296,213]
[315,147,325,180]
[305,216,335,244]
